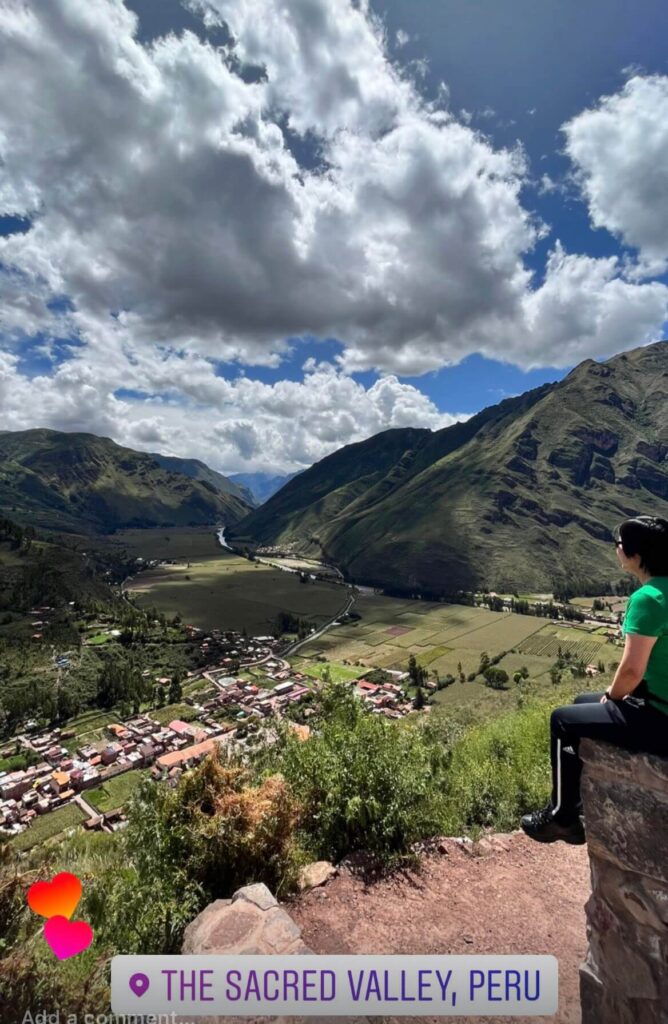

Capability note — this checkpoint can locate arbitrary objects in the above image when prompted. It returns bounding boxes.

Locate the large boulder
[179,883,367,1024]
[182,883,309,955]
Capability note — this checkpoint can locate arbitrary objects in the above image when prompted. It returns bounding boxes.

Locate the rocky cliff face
[579,739,668,1024]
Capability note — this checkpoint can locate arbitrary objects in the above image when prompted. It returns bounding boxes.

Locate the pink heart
[44,915,94,960]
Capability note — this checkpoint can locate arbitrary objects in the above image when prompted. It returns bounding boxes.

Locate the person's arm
[602,633,657,701]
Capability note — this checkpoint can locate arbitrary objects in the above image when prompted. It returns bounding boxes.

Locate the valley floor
[289,832,589,1024]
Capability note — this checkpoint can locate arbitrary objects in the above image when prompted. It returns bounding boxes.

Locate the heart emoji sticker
[27,872,82,921]
[44,916,94,961]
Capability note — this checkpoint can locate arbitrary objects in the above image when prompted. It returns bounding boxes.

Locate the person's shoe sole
[520,823,586,845]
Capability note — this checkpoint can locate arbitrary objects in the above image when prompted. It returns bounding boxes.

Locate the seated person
[521,515,668,844]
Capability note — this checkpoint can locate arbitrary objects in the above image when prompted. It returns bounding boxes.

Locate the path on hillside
[289,832,590,1024]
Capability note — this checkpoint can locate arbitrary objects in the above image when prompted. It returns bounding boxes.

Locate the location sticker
[129,972,150,998]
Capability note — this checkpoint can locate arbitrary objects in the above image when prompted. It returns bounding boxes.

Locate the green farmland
[10,803,87,852]
[99,526,226,562]
[87,770,146,813]
[128,551,348,634]
[295,592,618,718]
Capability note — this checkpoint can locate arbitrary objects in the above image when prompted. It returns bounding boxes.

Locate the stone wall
[579,738,668,1024]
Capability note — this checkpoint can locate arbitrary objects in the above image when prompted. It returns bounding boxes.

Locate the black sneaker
[520,805,586,845]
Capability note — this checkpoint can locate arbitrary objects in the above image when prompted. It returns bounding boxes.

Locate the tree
[169,675,183,705]
[482,667,509,690]
[414,686,426,710]
[549,667,562,686]
[407,654,427,688]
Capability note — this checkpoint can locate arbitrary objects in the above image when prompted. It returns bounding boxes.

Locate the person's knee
[574,692,602,705]
[551,706,567,731]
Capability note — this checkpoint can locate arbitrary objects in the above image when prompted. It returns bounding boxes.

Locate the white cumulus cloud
[563,74,668,275]
[0,0,665,472]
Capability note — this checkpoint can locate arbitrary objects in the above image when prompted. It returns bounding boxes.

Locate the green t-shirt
[622,577,668,714]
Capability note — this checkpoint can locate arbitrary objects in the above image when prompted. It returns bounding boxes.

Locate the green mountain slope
[151,453,255,506]
[231,342,668,593]
[0,429,252,534]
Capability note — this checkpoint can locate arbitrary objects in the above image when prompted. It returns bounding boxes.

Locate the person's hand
[600,692,609,703]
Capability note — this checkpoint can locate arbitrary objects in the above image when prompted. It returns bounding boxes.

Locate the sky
[0,0,667,475]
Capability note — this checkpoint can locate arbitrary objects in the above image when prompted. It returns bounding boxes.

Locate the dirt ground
[288,832,591,1024]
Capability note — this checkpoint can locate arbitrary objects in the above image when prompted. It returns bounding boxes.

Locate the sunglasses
[614,539,623,548]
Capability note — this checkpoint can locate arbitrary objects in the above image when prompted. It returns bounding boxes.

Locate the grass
[0,752,35,773]
[182,677,210,695]
[10,803,87,851]
[85,633,112,646]
[87,770,146,813]
[150,703,199,724]
[290,658,363,683]
[129,552,348,634]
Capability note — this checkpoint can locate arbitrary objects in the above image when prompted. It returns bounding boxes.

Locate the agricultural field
[128,551,348,634]
[62,709,121,753]
[150,703,199,725]
[298,595,548,674]
[290,658,363,684]
[295,591,619,718]
[98,526,225,562]
[87,769,146,813]
[517,626,610,664]
[10,803,87,851]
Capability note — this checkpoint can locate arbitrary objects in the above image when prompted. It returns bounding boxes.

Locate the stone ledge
[579,739,668,1024]
[580,737,668,793]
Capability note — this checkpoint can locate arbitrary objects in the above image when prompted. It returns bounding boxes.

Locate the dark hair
[616,516,668,576]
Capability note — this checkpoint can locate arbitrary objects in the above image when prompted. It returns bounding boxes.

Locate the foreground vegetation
[0,678,584,1016]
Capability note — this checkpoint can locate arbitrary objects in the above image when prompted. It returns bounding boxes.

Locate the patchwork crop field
[517,629,608,664]
[295,590,619,716]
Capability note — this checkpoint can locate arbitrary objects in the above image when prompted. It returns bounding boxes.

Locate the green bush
[442,700,555,833]
[262,683,451,862]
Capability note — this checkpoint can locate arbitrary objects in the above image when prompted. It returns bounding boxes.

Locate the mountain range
[0,429,253,534]
[228,471,301,505]
[230,342,668,594]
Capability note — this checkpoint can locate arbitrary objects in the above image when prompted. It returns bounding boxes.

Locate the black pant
[550,687,668,821]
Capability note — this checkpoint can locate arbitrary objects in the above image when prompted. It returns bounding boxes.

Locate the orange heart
[27,872,82,921]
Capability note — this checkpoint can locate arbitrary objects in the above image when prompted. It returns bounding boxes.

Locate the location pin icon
[129,972,150,998]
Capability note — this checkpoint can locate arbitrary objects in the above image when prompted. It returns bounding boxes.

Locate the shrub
[262,683,450,862]
[442,700,554,832]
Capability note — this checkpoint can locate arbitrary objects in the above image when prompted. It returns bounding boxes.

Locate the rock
[579,740,668,1024]
[182,883,310,957]
[232,881,278,911]
[298,860,337,891]
[177,883,369,1024]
